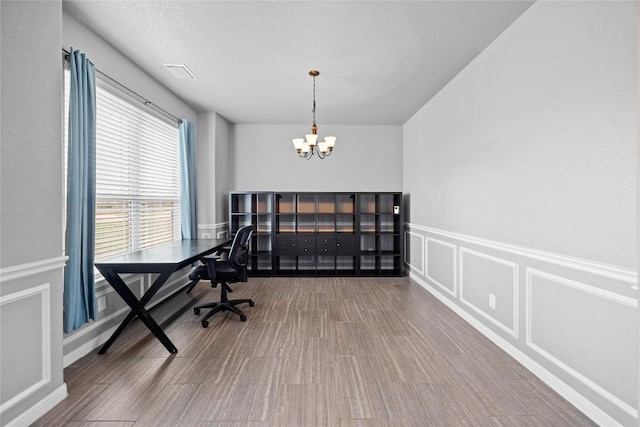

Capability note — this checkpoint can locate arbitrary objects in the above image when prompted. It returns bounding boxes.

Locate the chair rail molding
[197,222,229,239]
[0,256,68,283]
[404,223,637,286]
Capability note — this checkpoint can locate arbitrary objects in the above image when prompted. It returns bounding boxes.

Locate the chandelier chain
[312,75,316,126]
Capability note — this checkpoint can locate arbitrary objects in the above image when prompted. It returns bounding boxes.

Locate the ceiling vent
[163,64,197,80]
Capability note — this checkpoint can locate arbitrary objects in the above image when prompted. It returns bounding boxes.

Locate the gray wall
[232,124,403,192]
[215,114,232,226]
[1,1,64,268]
[1,1,636,425]
[196,112,217,232]
[0,1,67,425]
[403,1,638,425]
[197,112,232,239]
[62,11,197,124]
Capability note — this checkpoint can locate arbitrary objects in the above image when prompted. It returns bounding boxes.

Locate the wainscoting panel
[404,231,424,275]
[459,247,518,337]
[526,268,638,419]
[403,223,638,427]
[0,284,51,414]
[425,237,456,296]
[0,256,67,426]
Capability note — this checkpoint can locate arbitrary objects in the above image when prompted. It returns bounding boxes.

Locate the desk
[95,238,230,354]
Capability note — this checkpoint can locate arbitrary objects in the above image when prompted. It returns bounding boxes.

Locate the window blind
[64,69,181,262]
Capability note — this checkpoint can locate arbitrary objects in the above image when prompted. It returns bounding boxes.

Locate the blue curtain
[63,49,97,333]
[180,120,198,239]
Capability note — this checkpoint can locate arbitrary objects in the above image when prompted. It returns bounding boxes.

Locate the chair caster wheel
[194,308,201,315]
[249,301,255,307]
[240,315,247,322]
[202,320,209,328]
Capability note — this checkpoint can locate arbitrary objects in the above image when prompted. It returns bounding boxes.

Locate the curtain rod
[62,48,182,124]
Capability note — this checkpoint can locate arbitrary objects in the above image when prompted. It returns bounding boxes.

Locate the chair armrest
[202,255,220,281]
[216,244,232,254]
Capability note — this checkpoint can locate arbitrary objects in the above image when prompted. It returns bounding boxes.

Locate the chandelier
[292,70,336,159]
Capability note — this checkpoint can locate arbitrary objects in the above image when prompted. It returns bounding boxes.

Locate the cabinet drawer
[317,244,335,255]
[278,234,354,256]
[316,235,336,245]
[276,235,297,255]
[317,234,336,255]
[297,234,316,255]
[336,235,356,255]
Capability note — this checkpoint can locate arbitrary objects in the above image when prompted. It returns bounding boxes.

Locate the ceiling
[63,1,534,125]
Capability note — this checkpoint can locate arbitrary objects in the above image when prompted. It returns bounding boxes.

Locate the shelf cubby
[229,192,275,275]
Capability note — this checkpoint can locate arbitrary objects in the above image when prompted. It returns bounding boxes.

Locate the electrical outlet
[202,233,211,239]
[489,294,496,310]
[97,295,107,312]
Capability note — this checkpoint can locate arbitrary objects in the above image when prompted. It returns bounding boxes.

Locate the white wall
[403,1,638,426]
[0,2,67,425]
[232,124,402,192]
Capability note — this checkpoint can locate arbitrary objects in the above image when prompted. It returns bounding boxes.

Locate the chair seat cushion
[211,261,238,281]
[189,261,242,283]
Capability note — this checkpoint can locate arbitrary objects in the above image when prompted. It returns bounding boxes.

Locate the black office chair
[189,225,254,327]
[185,243,232,293]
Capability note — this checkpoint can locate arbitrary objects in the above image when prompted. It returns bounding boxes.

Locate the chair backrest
[228,225,253,278]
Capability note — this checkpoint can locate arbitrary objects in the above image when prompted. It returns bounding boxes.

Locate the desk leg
[98,310,137,354]
[98,269,178,354]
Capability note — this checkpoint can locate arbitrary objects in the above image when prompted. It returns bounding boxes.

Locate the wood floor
[34,276,596,426]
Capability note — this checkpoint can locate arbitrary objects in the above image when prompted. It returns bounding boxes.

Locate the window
[64,69,181,262]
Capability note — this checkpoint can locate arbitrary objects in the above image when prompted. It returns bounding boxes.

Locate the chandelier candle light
[292,70,336,159]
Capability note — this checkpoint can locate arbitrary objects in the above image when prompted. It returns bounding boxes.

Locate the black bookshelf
[229,191,402,277]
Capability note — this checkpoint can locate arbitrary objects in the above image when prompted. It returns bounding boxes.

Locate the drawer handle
[304,248,308,252]
[324,248,328,252]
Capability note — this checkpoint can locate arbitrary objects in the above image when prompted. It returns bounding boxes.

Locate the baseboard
[63,320,122,367]
[408,271,622,427]
[4,383,67,427]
